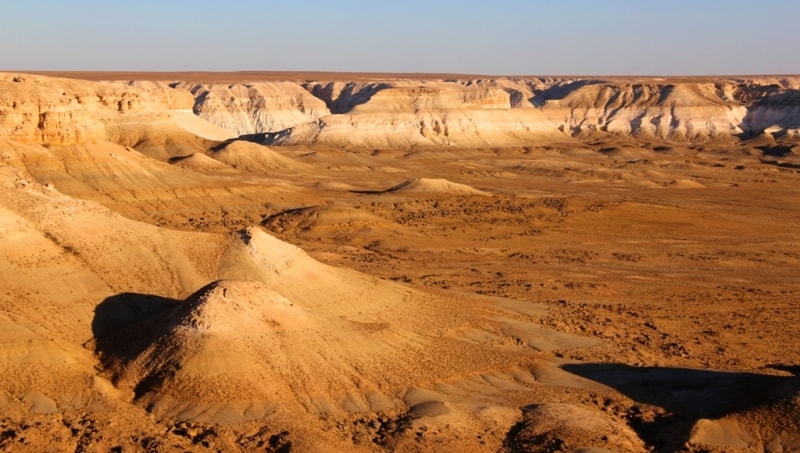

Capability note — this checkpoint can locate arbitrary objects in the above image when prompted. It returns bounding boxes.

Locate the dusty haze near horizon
[4,1,800,75]
[0,71,799,452]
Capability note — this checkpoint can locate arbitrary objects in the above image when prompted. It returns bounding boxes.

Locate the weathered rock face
[545,82,749,141]
[741,89,800,137]
[179,82,330,136]
[258,77,800,148]
[0,74,193,145]
[126,80,196,110]
[264,79,738,147]
[304,80,513,113]
[265,80,548,147]
[5,73,800,149]
[0,74,103,144]
[266,108,563,148]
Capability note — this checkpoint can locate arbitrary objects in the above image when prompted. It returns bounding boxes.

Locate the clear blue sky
[2,0,799,75]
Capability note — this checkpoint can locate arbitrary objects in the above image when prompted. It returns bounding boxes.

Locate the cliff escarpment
[0,74,196,146]
[261,77,800,147]
[4,73,800,150]
[179,82,331,136]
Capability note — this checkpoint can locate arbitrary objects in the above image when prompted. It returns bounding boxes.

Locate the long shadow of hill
[306,82,391,113]
[529,80,604,107]
[739,89,800,136]
[209,134,268,151]
[560,363,799,452]
[91,292,182,368]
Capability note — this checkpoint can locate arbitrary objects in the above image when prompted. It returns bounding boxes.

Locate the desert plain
[0,71,799,452]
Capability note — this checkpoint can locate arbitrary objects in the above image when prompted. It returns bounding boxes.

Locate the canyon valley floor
[0,72,799,452]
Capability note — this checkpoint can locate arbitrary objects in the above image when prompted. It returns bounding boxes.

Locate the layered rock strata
[178,82,331,136]
[4,73,800,149]
[0,74,193,145]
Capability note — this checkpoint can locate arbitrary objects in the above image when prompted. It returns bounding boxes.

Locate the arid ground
[1,72,799,452]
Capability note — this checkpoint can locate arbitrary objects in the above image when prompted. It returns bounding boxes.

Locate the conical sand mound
[99,227,586,424]
[210,140,308,173]
[114,280,315,422]
[106,273,431,422]
[381,178,490,195]
[670,178,706,188]
[169,153,237,173]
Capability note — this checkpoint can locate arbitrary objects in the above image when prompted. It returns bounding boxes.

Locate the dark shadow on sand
[91,292,181,365]
[739,89,800,137]
[530,80,604,107]
[209,134,269,152]
[560,363,799,452]
[307,82,391,114]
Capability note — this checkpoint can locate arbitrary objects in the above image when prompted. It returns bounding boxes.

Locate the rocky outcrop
[5,73,800,150]
[266,80,562,147]
[258,77,800,148]
[266,108,563,148]
[179,82,330,136]
[304,80,513,113]
[545,82,749,140]
[0,74,194,145]
[740,89,800,137]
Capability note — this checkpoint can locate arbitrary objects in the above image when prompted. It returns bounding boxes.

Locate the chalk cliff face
[305,80,514,112]
[258,77,800,148]
[741,89,800,135]
[545,82,748,140]
[0,74,194,145]
[179,82,331,136]
[4,73,800,150]
[280,80,533,147]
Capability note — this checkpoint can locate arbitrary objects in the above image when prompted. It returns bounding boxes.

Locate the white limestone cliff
[178,82,331,136]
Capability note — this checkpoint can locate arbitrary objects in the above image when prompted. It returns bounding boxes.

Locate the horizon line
[4,70,800,83]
